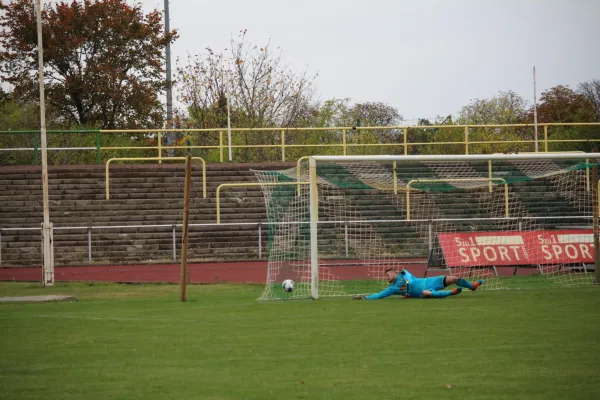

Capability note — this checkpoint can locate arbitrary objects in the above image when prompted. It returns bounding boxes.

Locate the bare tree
[177,48,227,129]
[177,30,317,129]
[230,31,316,128]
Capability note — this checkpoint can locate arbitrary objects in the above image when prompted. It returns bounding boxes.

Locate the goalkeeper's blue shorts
[407,276,446,297]
[424,276,446,291]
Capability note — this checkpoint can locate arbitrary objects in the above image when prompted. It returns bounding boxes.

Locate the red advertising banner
[437,230,594,267]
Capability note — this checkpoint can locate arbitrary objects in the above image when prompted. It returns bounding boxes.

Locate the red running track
[0,262,270,284]
[0,262,424,283]
[0,261,428,283]
[0,260,538,284]
[0,261,535,283]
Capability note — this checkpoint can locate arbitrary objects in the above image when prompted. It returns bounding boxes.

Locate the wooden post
[180,154,192,301]
[593,165,600,283]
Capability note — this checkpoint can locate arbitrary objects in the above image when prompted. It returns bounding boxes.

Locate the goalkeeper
[352,268,483,300]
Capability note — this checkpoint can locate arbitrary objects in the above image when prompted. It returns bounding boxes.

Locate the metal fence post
[95,131,101,164]
[258,223,262,258]
[88,227,92,263]
[172,225,177,261]
[158,132,162,162]
[428,221,433,253]
[219,131,224,162]
[344,222,349,257]
[34,132,39,165]
[281,130,286,162]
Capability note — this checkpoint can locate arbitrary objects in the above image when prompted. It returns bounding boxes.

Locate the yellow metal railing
[215,182,309,224]
[3,123,598,165]
[105,157,206,200]
[93,122,600,163]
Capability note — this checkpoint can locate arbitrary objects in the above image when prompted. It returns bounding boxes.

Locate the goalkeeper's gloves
[352,295,367,300]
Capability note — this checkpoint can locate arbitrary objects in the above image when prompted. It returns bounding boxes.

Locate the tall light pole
[533,66,539,152]
[221,58,232,161]
[227,87,232,161]
[164,0,173,156]
[36,0,54,286]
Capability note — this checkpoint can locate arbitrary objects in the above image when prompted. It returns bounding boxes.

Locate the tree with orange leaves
[0,0,178,129]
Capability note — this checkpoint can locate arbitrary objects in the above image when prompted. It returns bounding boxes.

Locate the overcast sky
[138,0,599,124]
[3,1,598,124]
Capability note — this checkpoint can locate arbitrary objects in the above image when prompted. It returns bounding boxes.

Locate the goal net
[254,154,600,300]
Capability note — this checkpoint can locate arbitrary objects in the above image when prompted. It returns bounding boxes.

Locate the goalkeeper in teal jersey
[352,268,483,300]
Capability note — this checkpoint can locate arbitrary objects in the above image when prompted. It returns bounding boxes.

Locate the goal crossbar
[312,153,600,162]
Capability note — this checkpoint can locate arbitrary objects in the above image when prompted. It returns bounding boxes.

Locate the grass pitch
[1,277,599,400]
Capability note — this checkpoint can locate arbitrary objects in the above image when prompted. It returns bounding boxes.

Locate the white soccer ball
[282,279,295,292]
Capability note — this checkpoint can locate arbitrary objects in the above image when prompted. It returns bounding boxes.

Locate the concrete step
[0,162,588,268]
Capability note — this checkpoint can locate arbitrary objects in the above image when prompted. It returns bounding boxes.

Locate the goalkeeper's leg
[443,276,483,291]
[422,287,462,298]
[457,278,483,291]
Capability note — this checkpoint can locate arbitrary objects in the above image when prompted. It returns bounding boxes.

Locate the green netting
[408,161,600,191]
[254,158,598,300]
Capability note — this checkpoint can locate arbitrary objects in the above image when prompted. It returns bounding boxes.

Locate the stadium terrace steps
[0,162,586,268]
[0,163,286,266]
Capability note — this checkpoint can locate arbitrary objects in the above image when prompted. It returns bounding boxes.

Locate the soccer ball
[282,279,295,292]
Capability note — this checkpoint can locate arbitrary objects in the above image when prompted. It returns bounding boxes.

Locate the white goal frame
[308,153,600,299]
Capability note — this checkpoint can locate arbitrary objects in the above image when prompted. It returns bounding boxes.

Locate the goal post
[254,153,600,300]
[309,156,319,300]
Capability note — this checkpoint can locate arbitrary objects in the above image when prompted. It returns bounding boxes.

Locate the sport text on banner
[437,230,594,267]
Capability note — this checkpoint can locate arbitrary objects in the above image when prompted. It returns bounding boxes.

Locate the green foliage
[0,91,39,131]
[545,125,600,152]
[0,91,40,164]
[455,91,531,154]
[457,91,528,125]
[284,98,406,157]
[406,116,462,155]
[310,98,350,127]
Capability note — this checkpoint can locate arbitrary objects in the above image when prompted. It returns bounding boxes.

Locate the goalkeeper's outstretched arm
[352,268,406,300]
[353,285,401,300]
[366,286,399,300]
